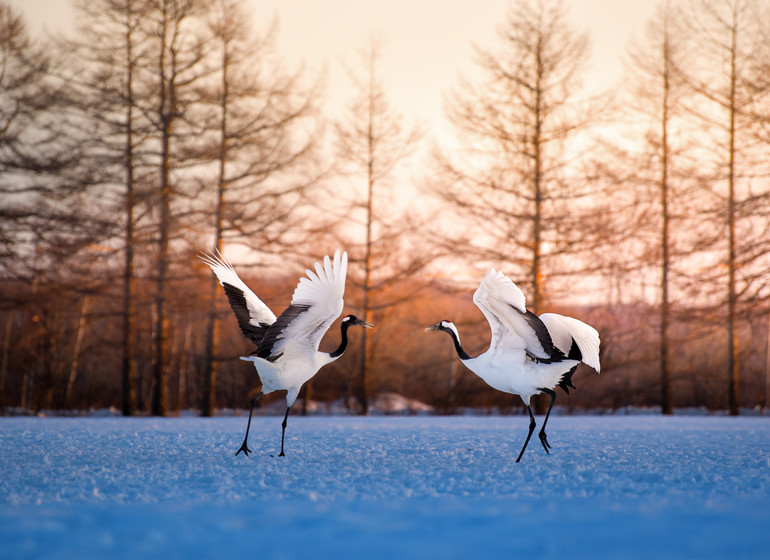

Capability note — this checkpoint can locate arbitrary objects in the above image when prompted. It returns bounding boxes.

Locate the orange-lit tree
[196,0,324,416]
[333,36,428,413]
[430,0,600,314]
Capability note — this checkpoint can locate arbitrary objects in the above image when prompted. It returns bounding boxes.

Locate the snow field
[1,415,769,559]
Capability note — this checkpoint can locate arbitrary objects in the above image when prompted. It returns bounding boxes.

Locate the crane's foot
[538,430,551,453]
[235,441,252,457]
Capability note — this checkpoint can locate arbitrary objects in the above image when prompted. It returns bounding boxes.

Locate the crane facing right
[426,269,601,463]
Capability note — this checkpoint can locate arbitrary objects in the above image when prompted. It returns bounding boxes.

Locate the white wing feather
[199,250,277,327]
[271,250,348,355]
[473,269,550,359]
[539,313,601,373]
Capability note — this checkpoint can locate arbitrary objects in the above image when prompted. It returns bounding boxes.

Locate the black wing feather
[521,309,566,362]
[256,303,311,362]
[557,365,578,394]
[555,341,583,394]
[566,338,583,361]
[222,282,272,345]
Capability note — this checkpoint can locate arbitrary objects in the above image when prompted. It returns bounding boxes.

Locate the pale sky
[10,0,660,288]
[12,0,658,139]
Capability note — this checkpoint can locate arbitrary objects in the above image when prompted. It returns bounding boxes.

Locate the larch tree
[621,1,694,414]
[430,0,598,314]
[0,1,51,271]
[66,0,214,416]
[55,0,324,416]
[334,36,425,413]
[64,0,157,416]
[197,0,323,416]
[0,1,119,411]
[0,1,106,275]
[143,0,213,416]
[745,2,770,411]
[679,0,770,415]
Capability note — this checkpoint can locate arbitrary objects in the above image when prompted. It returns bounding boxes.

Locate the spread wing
[472,269,562,363]
[257,250,347,361]
[199,250,277,346]
[539,313,601,373]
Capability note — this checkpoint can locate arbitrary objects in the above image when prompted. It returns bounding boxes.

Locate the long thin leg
[278,406,291,457]
[515,405,537,463]
[538,388,557,453]
[236,392,263,457]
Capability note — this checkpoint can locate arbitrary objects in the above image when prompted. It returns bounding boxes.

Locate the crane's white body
[464,346,580,405]
[240,349,337,406]
[466,269,600,404]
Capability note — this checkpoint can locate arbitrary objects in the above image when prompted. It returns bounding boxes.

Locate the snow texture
[2,415,769,559]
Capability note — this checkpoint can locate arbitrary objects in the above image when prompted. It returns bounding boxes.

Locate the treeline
[1,0,769,416]
[2,269,768,415]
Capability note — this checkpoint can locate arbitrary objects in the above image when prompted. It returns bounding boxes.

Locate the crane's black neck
[444,327,472,361]
[329,320,354,359]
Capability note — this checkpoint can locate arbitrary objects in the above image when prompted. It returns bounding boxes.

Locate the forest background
[1,0,769,417]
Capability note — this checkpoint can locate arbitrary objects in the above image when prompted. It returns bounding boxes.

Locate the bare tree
[334,36,426,413]
[430,0,598,313]
[620,1,695,414]
[138,0,214,416]
[116,0,143,417]
[745,3,770,413]
[679,0,770,415]
[0,1,105,274]
[64,0,194,417]
[65,0,157,416]
[66,0,202,417]
[197,0,323,416]
[18,0,325,416]
[0,1,122,411]
[0,2,47,271]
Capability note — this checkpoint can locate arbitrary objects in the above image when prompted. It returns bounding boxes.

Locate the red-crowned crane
[426,269,600,462]
[201,250,371,457]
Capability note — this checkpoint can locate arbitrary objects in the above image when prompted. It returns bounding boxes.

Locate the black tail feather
[567,338,583,361]
[558,365,578,394]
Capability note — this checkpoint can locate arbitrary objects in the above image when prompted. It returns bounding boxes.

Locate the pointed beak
[358,319,374,329]
[425,323,441,333]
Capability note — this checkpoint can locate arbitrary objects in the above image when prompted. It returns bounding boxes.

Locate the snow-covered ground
[2,415,769,559]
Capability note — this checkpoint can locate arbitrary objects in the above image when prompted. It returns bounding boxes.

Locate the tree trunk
[151,1,174,417]
[358,140,375,415]
[727,12,739,416]
[121,3,137,416]
[65,296,89,408]
[660,22,673,416]
[201,37,229,417]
